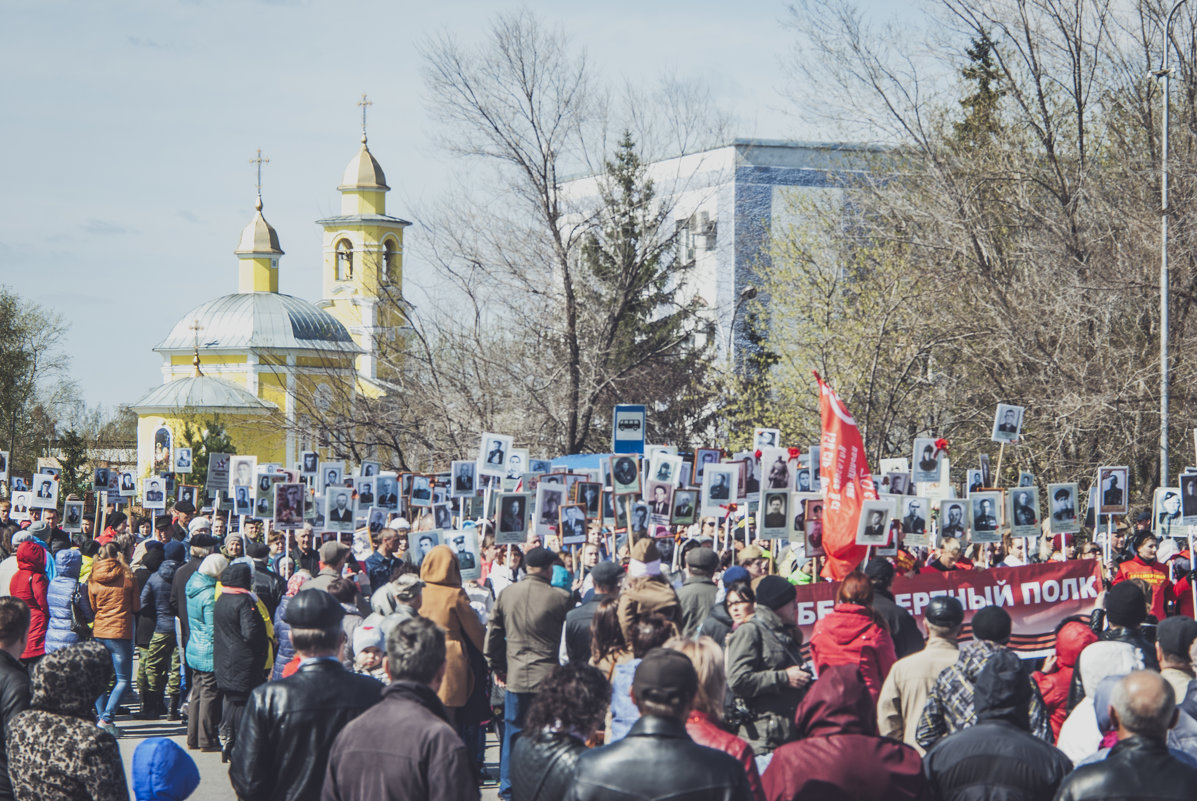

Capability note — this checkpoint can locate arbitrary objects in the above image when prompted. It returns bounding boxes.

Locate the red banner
[815,372,877,580]
[794,559,1104,654]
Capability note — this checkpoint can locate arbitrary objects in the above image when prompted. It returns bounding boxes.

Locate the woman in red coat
[10,540,50,663]
[1112,532,1172,621]
[809,571,895,702]
[1032,619,1097,741]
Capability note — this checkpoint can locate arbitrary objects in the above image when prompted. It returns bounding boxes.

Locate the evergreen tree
[56,429,89,500]
[179,417,235,493]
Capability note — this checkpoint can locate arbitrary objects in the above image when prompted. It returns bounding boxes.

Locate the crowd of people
[0,491,1195,800]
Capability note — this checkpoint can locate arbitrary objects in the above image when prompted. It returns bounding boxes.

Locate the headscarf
[198,553,229,579]
[286,571,312,597]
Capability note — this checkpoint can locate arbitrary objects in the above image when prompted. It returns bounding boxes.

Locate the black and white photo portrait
[558,505,587,545]
[966,469,984,494]
[409,475,433,508]
[694,449,721,485]
[968,491,1002,542]
[477,432,513,478]
[671,490,698,526]
[900,497,927,537]
[911,438,942,484]
[229,455,257,494]
[375,475,399,510]
[856,499,894,547]
[173,447,193,473]
[753,428,780,450]
[452,529,482,581]
[325,487,355,532]
[1047,483,1080,535]
[360,461,379,478]
[760,490,789,538]
[433,503,452,529]
[1008,487,1040,538]
[505,448,528,481]
[611,456,640,495]
[940,500,966,539]
[143,478,165,510]
[451,461,477,498]
[495,493,530,543]
[576,482,602,517]
[536,484,567,537]
[1098,466,1129,516]
[301,451,319,475]
[1154,486,1183,535]
[274,483,305,528]
[233,485,252,517]
[62,500,83,532]
[93,467,110,491]
[991,403,1025,444]
[413,531,442,569]
[700,464,738,517]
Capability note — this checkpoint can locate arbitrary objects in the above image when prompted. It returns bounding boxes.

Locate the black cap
[754,575,797,611]
[1136,510,1152,524]
[154,515,174,530]
[924,595,964,627]
[971,606,1012,643]
[1157,616,1197,658]
[589,561,624,587]
[173,500,196,515]
[246,541,270,560]
[632,647,698,706]
[524,547,555,569]
[189,533,217,550]
[284,589,345,628]
[220,563,253,591]
[686,547,719,572]
[864,557,895,584]
[1105,581,1147,627]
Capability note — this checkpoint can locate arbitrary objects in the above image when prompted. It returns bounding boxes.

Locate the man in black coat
[923,651,1071,801]
[213,563,269,759]
[1055,671,1197,801]
[0,598,31,801]
[567,648,751,801]
[864,558,924,659]
[246,542,286,619]
[562,561,623,665]
[231,589,381,801]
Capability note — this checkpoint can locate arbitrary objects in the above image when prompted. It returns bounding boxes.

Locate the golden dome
[234,197,284,255]
[339,141,389,191]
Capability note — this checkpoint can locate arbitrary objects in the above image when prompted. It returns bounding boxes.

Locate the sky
[0,0,910,413]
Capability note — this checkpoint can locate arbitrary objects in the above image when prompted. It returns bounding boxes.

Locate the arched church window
[383,239,400,284]
[336,239,353,280]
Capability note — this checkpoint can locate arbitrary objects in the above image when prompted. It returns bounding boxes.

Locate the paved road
[116,712,503,800]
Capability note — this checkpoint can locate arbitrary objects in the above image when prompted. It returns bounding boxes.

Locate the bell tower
[317,94,410,391]
[235,149,283,293]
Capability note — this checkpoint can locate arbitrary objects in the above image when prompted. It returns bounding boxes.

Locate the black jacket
[1055,735,1197,801]
[213,591,268,694]
[511,730,588,801]
[922,719,1071,801]
[171,557,202,646]
[873,590,924,659]
[140,559,180,635]
[251,559,286,619]
[0,651,31,801]
[563,592,616,665]
[565,715,751,801]
[232,659,381,801]
[699,602,733,648]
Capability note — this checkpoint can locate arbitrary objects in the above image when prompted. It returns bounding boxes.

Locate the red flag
[814,372,877,580]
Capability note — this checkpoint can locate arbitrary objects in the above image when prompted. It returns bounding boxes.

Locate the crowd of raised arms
[0,490,1194,801]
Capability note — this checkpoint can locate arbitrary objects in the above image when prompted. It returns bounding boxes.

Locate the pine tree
[56,429,89,500]
[179,417,235,492]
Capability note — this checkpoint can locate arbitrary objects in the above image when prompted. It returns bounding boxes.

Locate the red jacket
[1032,620,1097,741]
[809,603,896,702]
[10,542,49,658]
[685,710,765,801]
[1112,556,1171,620]
[762,664,923,801]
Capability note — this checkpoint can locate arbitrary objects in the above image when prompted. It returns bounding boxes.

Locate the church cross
[190,320,204,376]
[358,93,372,142]
[250,149,270,197]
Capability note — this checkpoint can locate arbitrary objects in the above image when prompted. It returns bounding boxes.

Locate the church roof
[130,375,277,415]
[339,141,389,191]
[155,292,363,354]
[235,202,284,255]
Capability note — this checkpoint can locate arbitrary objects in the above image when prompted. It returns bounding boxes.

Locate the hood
[1078,641,1142,695]
[31,641,113,719]
[90,558,128,585]
[133,738,200,801]
[156,559,180,582]
[958,639,1002,682]
[53,548,82,579]
[794,664,877,737]
[186,571,217,599]
[820,604,877,644]
[974,650,1031,727]
[1056,620,1099,668]
[1093,674,1124,732]
[420,545,462,588]
[15,541,45,574]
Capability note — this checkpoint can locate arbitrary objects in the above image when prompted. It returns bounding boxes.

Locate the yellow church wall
[170,354,247,367]
[136,410,287,481]
[238,256,278,293]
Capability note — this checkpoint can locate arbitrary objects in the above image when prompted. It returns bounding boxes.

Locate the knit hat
[721,565,750,587]
[198,554,229,579]
[1105,581,1147,627]
[107,511,127,530]
[132,737,199,801]
[188,517,212,534]
[220,563,253,590]
[971,606,1012,643]
[353,619,385,654]
[754,575,797,611]
[162,541,186,563]
[864,557,895,584]
[1157,615,1197,659]
[26,521,49,540]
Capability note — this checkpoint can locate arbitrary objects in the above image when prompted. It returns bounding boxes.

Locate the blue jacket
[44,549,92,654]
[184,571,217,673]
[132,737,199,801]
[140,559,180,635]
[271,594,296,681]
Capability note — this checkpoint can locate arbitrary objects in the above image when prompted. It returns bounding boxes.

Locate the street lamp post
[1158,0,1187,486]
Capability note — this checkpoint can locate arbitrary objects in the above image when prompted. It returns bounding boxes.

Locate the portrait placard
[968,491,1002,543]
[274,483,305,529]
[759,489,790,539]
[528,458,552,475]
[495,493,531,544]
[142,477,166,510]
[9,491,30,521]
[991,404,1025,444]
[648,452,684,488]
[254,473,285,519]
[431,503,452,529]
[1017,471,1035,487]
[671,489,698,526]
[610,455,640,495]
[29,474,57,510]
[411,530,443,569]
[365,506,387,535]
[558,504,587,545]
[1008,487,1040,539]
[911,438,942,484]
[629,501,650,537]
[324,486,355,532]
[535,484,567,537]
[1154,486,1183,536]
[645,480,674,521]
[753,428,781,450]
[856,498,896,547]
[759,448,792,491]
[505,448,529,481]
[693,449,721,485]
[1098,466,1129,516]
[354,476,376,518]
[899,496,930,548]
[228,455,257,495]
[575,482,602,517]
[478,433,513,478]
[801,496,826,556]
[375,473,399,511]
[1181,474,1197,526]
[317,462,345,494]
[451,461,477,498]
[0,451,7,484]
[360,461,379,478]
[177,484,200,507]
[448,529,481,580]
[1047,483,1080,535]
[93,467,110,491]
[205,453,230,493]
[232,484,253,517]
[300,451,319,475]
[62,500,84,532]
[409,475,433,508]
[700,464,738,517]
[966,469,984,495]
[173,448,193,474]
